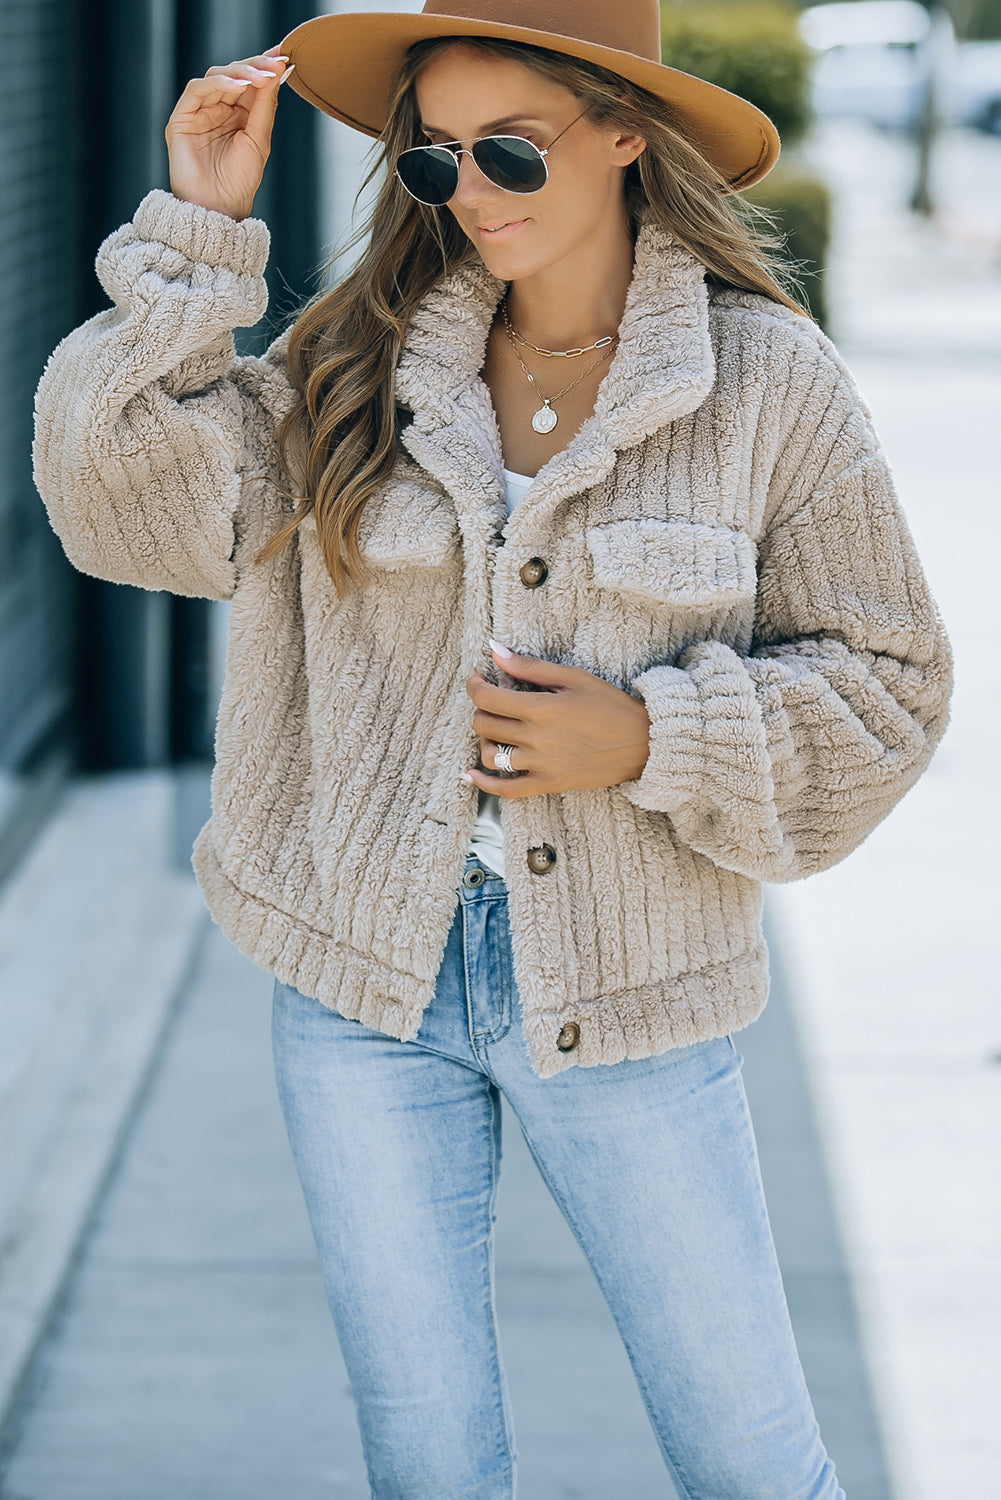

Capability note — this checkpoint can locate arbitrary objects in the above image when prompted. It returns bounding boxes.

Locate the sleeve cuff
[617,643,775,817]
[617,662,701,812]
[132,188,271,279]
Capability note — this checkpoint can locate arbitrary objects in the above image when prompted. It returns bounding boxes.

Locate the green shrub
[742,166,833,330]
[660,2,831,330]
[660,2,814,144]
[962,0,1001,40]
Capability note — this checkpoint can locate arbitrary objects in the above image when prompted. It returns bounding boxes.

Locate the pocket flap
[585,518,755,610]
[301,475,460,572]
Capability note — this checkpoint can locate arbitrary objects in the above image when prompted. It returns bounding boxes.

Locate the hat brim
[279,12,780,191]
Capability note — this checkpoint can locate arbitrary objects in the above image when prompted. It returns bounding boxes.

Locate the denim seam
[483,899,515,1046]
[495,901,512,1039]
[464,891,513,1051]
[461,897,478,1054]
[479,1082,518,1490]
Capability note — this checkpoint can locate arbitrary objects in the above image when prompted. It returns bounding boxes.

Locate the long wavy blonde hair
[256,35,812,595]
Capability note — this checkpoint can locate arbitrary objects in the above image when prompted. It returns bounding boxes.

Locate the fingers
[203,56,288,87]
[169,55,293,134]
[490,742,526,774]
[474,709,526,748]
[475,737,517,771]
[465,675,527,716]
[463,733,528,776]
[246,49,290,67]
[488,644,581,689]
[462,760,536,797]
[179,74,253,100]
[172,74,268,118]
[173,47,292,110]
[206,53,288,75]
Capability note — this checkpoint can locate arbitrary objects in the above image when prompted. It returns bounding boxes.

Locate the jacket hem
[520,944,771,1079]
[191,827,432,1042]
[193,825,771,1081]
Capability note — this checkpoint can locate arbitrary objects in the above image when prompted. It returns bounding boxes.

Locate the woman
[33,2,951,1495]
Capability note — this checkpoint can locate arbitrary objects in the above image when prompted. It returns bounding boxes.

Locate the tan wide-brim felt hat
[280,0,781,191]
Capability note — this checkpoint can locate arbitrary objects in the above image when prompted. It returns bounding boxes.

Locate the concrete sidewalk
[0,773,205,1461]
[0,885,888,1499]
[771,118,1001,1500]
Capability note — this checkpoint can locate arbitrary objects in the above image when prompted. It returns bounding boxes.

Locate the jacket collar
[393,212,716,545]
[397,213,713,440]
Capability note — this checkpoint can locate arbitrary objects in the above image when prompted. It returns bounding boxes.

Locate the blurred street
[769,116,1001,1500]
[1,115,999,1500]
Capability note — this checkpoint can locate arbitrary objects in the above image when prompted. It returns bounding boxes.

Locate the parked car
[798,0,952,131]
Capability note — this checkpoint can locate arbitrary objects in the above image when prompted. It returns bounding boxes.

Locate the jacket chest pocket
[578,518,758,672]
[298,477,460,574]
[584,517,756,613]
[356,474,460,572]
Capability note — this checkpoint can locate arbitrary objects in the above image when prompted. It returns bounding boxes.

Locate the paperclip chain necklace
[501,300,617,435]
[502,297,615,360]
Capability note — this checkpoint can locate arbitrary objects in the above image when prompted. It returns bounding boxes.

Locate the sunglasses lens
[473,135,548,194]
[395,146,459,205]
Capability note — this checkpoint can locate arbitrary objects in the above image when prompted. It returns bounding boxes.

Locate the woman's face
[412,45,646,282]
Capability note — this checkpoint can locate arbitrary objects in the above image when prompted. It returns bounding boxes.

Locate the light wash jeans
[271,854,845,1500]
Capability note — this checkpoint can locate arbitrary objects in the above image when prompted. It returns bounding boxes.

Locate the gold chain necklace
[502,314,616,434]
[501,297,615,359]
[504,327,614,434]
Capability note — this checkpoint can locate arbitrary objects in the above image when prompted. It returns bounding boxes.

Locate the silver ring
[495,743,516,774]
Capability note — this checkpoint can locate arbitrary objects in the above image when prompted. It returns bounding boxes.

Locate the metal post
[909,2,954,216]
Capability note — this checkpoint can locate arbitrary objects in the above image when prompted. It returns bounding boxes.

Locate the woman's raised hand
[165,43,294,222]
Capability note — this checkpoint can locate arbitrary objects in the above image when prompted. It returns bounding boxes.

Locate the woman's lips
[476,218,530,241]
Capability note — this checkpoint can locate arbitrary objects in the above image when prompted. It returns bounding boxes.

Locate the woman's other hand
[463,642,651,798]
[165,43,294,221]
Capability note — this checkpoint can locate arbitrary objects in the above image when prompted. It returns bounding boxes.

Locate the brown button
[519,557,548,588]
[526,843,557,875]
[556,1022,580,1052]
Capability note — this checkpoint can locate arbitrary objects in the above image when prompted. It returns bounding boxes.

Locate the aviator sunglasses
[394,108,591,207]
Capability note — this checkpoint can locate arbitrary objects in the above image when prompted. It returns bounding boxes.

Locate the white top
[466,469,534,878]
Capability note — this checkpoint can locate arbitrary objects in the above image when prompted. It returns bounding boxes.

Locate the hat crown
[420,0,662,65]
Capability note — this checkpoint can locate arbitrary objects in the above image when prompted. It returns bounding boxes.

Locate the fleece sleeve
[616,344,953,883]
[32,187,288,601]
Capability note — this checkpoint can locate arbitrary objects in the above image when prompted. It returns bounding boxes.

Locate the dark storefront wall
[0,2,82,880]
[0,0,320,885]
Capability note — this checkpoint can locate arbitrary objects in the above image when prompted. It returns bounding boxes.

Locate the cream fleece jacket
[32,189,952,1078]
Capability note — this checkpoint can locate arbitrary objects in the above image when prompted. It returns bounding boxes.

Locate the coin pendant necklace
[501,299,617,435]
